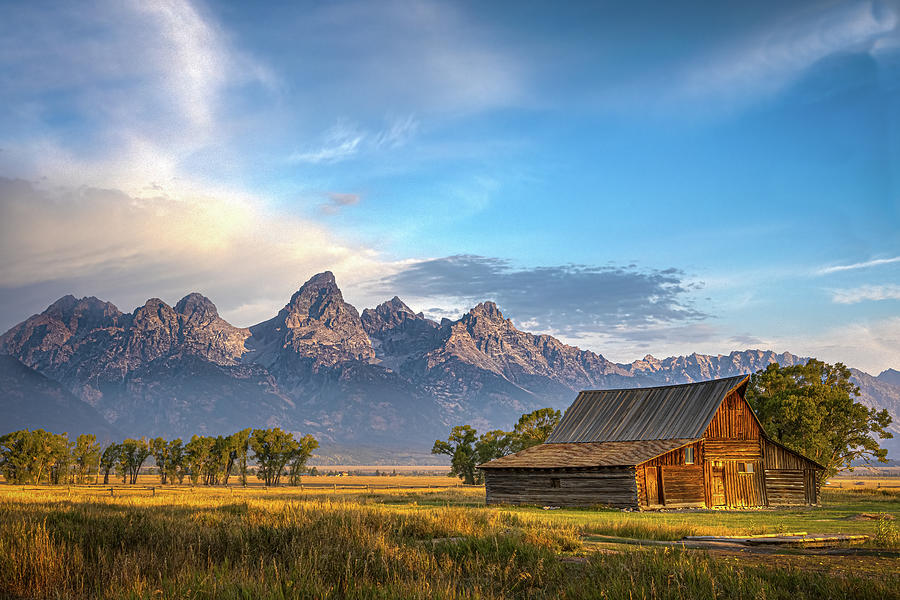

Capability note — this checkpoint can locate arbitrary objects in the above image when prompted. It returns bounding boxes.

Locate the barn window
[550,478,561,488]
[738,462,754,474]
[684,447,695,464]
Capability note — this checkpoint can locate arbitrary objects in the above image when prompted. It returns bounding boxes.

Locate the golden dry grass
[0,481,898,599]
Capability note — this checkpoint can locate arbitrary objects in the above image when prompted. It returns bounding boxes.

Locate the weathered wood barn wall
[480,376,823,509]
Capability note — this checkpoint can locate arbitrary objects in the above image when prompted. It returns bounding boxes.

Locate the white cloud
[670,0,898,109]
[818,255,900,274]
[0,178,401,328]
[288,115,419,165]
[289,120,366,164]
[831,284,900,304]
[770,317,900,375]
[0,0,272,194]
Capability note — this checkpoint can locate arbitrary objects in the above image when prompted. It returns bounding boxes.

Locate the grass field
[1,477,898,599]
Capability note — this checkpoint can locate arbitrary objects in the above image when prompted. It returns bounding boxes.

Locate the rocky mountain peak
[44,294,78,317]
[362,297,420,331]
[362,297,439,367]
[287,271,345,320]
[248,272,374,368]
[468,301,504,321]
[43,295,122,331]
[878,368,900,386]
[175,293,219,321]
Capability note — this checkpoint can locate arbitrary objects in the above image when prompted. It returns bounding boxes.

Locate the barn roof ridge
[545,375,750,444]
[575,374,749,393]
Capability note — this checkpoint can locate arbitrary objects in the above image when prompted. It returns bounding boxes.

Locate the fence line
[6,482,485,495]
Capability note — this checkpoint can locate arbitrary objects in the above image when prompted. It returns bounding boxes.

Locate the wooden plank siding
[703,389,762,440]
[804,469,819,505]
[721,460,766,506]
[762,438,812,469]
[483,468,639,508]
[660,465,705,507]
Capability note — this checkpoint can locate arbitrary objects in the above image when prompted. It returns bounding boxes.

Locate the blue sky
[0,0,898,373]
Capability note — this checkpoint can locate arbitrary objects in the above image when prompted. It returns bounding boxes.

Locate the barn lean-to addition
[479,375,824,509]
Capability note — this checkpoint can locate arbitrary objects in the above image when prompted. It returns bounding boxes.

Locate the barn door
[710,465,726,507]
[645,467,661,506]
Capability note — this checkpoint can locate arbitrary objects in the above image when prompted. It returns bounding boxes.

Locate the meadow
[1,476,898,599]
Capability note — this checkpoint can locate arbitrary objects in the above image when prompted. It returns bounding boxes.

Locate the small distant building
[479,376,823,509]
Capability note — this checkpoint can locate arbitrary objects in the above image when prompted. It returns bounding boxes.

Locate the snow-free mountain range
[2,272,898,459]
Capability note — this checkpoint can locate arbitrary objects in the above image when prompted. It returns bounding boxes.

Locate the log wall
[764,469,806,504]
[484,468,639,508]
[760,438,821,505]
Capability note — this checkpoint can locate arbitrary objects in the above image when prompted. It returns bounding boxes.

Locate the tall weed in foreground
[875,514,900,548]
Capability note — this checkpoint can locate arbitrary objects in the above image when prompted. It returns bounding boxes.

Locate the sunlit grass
[0,481,897,599]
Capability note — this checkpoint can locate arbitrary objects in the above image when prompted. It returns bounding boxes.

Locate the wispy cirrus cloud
[818,255,900,274]
[0,0,275,196]
[668,0,898,110]
[831,284,900,304]
[288,115,419,164]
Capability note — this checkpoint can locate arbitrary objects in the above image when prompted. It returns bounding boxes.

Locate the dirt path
[580,535,900,578]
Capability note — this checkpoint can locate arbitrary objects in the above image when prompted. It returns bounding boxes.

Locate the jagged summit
[175,292,219,319]
[249,271,374,368]
[467,301,505,321]
[286,271,346,318]
[43,295,122,327]
[362,296,439,367]
[879,368,900,386]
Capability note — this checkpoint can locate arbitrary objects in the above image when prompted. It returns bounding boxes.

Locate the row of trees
[432,408,561,484]
[0,430,102,485]
[0,428,319,486]
[433,360,893,483]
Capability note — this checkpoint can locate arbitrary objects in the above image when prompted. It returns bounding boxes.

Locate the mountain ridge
[1,272,897,456]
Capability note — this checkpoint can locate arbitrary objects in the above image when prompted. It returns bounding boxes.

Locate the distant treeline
[0,428,318,486]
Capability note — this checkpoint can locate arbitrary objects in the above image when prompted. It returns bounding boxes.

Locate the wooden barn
[479,375,824,509]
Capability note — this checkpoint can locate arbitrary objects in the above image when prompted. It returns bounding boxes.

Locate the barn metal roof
[479,438,700,469]
[545,375,749,443]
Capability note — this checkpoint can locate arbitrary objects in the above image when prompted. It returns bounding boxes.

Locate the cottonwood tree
[99,443,120,484]
[118,438,151,484]
[228,429,251,486]
[250,428,299,486]
[432,425,480,484]
[184,435,214,485]
[474,429,516,465]
[0,429,71,484]
[434,408,563,484]
[168,439,185,483]
[72,434,101,484]
[288,434,319,485]
[748,359,893,480]
[510,408,561,452]
[46,433,72,485]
